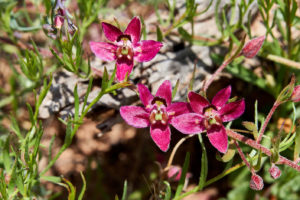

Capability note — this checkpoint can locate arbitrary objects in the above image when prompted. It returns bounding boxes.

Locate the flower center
[116,36,134,61]
[203,105,222,129]
[149,99,168,125]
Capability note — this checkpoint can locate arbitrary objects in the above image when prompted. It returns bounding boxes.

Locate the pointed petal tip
[207,125,228,153]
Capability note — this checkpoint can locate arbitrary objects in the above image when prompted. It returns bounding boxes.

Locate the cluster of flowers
[89,17,245,153]
[89,16,300,189]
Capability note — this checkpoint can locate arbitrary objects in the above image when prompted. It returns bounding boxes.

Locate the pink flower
[250,173,264,190]
[172,86,245,153]
[291,85,300,102]
[90,17,163,81]
[269,164,281,179]
[120,80,191,151]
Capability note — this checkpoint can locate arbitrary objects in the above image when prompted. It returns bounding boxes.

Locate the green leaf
[178,27,192,42]
[101,67,109,91]
[3,136,11,172]
[48,135,56,161]
[41,176,62,184]
[294,126,300,161]
[121,180,127,200]
[198,134,208,190]
[242,121,258,139]
[156,26,163,42]
[62,178,76,200]
[174,152,190,197]
[107,65,117,88]
[216,140,236,162]
[64,121,73,146]
[10,117,23,140]
[82,77,93,113]
[74,85,79,122]
[78,172,87,200]
[172,79,180,99]
[163,181,172,200]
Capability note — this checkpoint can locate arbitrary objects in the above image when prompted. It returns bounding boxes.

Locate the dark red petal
[207,125,228,153]
[156,80,172,106]
[124,17,141,45]
[219,99,245,122]
[188,92,209,114]
[150,124,171,152]
[89,42,117,61]
[212,86,231,109]
[167,102,192,122]
[138,84,154,108]
[171,113,204,134]
[116,57,134,81]
[101,22,123,42]
[134,40,163,62]
[120,106,150,128]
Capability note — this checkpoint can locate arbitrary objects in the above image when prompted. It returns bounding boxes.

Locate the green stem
[40,81,128,176]
[174,162,245,200]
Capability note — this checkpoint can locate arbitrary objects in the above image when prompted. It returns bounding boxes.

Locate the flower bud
[249,173,264,190]
[291,85,300,102]
[167,165,191,182]
[269,164,281,179]
[242,36,265,58]
[54,15,64,29]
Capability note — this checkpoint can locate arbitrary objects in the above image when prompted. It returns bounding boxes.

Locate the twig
[227,129,300,171]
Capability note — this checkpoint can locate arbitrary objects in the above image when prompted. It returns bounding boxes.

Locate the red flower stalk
[90,17,163,81]
[120,80,191,151]
[172,86,245,153]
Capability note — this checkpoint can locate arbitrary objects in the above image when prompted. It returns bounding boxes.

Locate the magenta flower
[120,80,191,151]
[172,86,245,153]
[90,17,163,81]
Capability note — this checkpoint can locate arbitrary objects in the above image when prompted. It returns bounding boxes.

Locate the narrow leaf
[121,180,127,200]
[174,152,190,197]
[78,172,87,200]
[198,134,208,190]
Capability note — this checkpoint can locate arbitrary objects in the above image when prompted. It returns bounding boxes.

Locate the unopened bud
[167,165,191,182]
[242,36,265,58]
[250,173,264,190]
[291,85,300,102]
[269,164,281,179]
[54,15,64,29]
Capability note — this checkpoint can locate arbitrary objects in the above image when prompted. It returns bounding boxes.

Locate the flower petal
[219,99,245,122]
[101,22,123,42]
[150,124,171,152]
[188,92,210,114]
[172,113,204,134]
[156,80,172,106]
[207,125,228,153]
[89,42,117,61]
[124,17,141,45]
[167,102,192,122]
[134,40,163,62]
[116,57,134,81]
[138,83,154,108]
[120,106,150,128]
[212,86,231,109]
